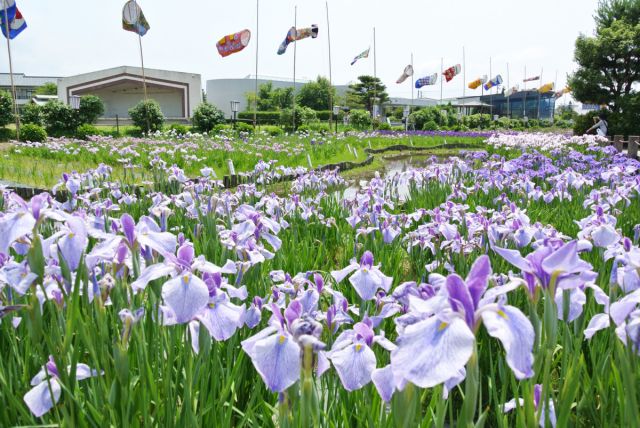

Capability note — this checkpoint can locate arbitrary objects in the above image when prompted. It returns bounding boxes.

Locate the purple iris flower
[331,251,393,301]
[23,356,102,417]
[391,256,535,389]
[0,193,54,255]
[503,384,557,427]
[327,319,396,392]
[241,301,325,393]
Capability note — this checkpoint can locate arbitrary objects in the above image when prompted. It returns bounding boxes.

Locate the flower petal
[371,365,396,403]
[161,274,209,324]
[391,316,474,388]
[24,379,61,418]
[329,343,376,391]
[481,305,534,379]
[249,333,301,392]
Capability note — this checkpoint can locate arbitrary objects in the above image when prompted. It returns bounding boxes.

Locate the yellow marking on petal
[68,233,75,238]
[182,274,190,284]
[355,344,363,352]
[497,310,509,319]
[278,335,286,344]
[438,322,449,331]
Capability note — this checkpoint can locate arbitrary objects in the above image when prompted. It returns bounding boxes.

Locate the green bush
[129,99,164,133]
[0,127,16,141]
[279,106,317,131]
[75,124,101,140]
[168,124,190,135]
[315,110,332,121]
[78,95,105,124]
[235,122,254,133]
[42,100,79,137]
[377,121,392,131]
[238,111,280,124]
[20,123,47,142]
[21,103,44,126]
[261,125,284,136]
[349,109,372,130]
[0,91,13,127]
[422,120,439,131]
[192,102,226,133]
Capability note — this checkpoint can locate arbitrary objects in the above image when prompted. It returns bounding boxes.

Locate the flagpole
[537,67,543,121]
[326,1,333,130]
[410,52,414,111]
[3,3,20,141]
[440,57,443,105]
[373,26,377,118]
[254,0,259,128]
[553,69,558,123]
[133,1,148,102]
[507,62,510,118]
[292,6,297,130]
[523,65,527,118]
[489,56,493,118]
[462,46,466,101]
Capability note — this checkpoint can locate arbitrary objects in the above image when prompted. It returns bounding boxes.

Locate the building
[207,75,349,117]
[57,66,202,123]
[0,73,59,111]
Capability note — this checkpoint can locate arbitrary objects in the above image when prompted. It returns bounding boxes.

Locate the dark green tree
[21,103,44,126]
[129,99,165,133]
[35,82,58,96]
[192,102,226,132]
[42,100,79,137]
[297,76,335,111]
[346,76,389,113]
[0,91,13,126]
[569,0,640,133]
[78,95,105,124]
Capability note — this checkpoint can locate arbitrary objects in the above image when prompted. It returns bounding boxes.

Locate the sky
[4,0,600,100]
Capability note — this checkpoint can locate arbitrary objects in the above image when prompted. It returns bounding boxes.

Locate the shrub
[280,106,317,130]
[261,125,284,136]
[235,122,254,133]
[78,95,105,124]
[20,123,47,142]
[21,103,44,126]
[0,90,15,127]
[192,102,226,132]
[0,127,16,141]
[422,120,439,131]
[168,123,190,135]
[75,124,101,140]
[349,109,372,130]
[129,99,164,133]
[238,111,280,124]
[42,100,79,137]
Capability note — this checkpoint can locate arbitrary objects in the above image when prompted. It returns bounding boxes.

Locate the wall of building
[91,86,184,118]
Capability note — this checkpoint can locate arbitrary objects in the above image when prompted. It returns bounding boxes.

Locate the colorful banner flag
[351,47,370,66]
[554,87,571,98]
[1,1,27,40]
[505,85,519,97]
[468,75,488,90]
[443,64,461,83]
[277,25,318,55]
[484,75,503,91]
[538,82,555,93]
[396,65,414,84]
[523,75,540,82]
[415,73,438,88]
[122,0,150,37]
[216,29,251,57]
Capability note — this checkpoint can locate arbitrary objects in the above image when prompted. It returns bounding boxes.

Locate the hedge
[239,110,333,124]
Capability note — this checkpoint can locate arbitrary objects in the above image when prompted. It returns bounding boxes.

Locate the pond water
[342,152,450,200]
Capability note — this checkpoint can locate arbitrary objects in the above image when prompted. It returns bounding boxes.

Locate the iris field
[0,130,639,427]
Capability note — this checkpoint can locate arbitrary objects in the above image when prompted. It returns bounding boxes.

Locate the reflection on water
[342,152,449,200]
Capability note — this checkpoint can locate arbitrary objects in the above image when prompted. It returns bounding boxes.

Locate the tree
[35,82,58,96]
[78,95,105,124]
[192,102,226,132]
[349,109,372,130]
[21,103,44,126]
[569,0,640,133]
[42,100,79,137]
[0,91,13,127]
[346,76,389,113]
[245,82,295,111]
[129,99,165,133]
[297,76,335,111]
